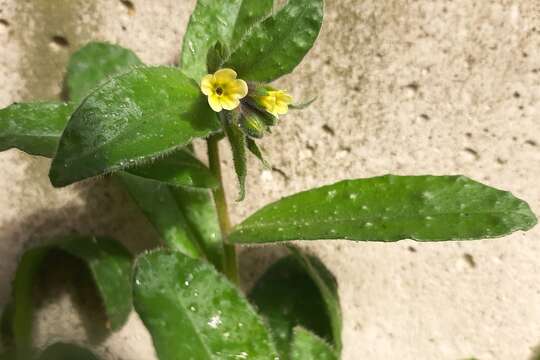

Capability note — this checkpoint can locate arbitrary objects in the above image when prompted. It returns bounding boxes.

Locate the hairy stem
[207,134,239,284]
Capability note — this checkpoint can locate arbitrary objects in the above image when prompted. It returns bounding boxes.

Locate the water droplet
[188,41,195,54]
[365,222,373,227]
[361,205,369,210]
[349,193,358,200]
[327,190,337,199]
[207,314,222,328]
[189,305,197,312]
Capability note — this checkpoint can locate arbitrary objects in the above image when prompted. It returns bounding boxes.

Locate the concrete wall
[0,0,539,359]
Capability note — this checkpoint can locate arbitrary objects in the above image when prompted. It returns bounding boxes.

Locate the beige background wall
[1,0,539,359]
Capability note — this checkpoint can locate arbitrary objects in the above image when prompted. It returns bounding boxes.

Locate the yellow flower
[257,90,293,117]
[200,68,248,112]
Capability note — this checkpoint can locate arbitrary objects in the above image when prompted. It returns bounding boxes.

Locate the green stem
[207,134,239,284]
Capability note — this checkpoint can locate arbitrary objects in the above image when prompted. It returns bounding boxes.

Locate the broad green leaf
[10,237,132,358]
[206,41,230,74]
[127,149,219,189]
[37,342,101,360]
[50,66,220,187]
[249,255,334,359]
[229,175,537,243]
[224,117,247,201]
[289,327,337,360]
[0,102,73,157]
[288,246,342,352]
[133,250,278,360]
[226,0,324,82]
[118,173,224,269]
[67,41,143,103]
[180,0,274,81]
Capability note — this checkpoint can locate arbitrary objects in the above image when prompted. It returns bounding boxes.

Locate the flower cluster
[200,68,292,139]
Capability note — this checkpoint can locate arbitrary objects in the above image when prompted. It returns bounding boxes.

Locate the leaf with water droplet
[249,254,340,359]
[50,67,220,187]
[6,237,132,359]
[133,250,279,360]
[289,327,337,360]
[180,0,274,81]
[229,175,537,243]
[225,0,324,82]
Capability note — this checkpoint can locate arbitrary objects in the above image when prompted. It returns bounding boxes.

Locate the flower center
[215,86,224,96]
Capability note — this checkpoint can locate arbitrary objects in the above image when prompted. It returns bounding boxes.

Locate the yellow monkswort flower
[257,90,293,117]
[200,68,248,112]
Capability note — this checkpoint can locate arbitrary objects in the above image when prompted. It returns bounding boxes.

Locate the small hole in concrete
[513,91,521,98]
[322,124,335,136]
[408,246,417,253]
[463,147,480,161]
[525,139,537,147]
[120,0,136,16]
[463,253,476,268]
[0,19,9,28]
[50,35,70,48]
[419,113,430,121]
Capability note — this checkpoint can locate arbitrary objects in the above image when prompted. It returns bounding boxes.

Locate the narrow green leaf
[133,250,278,360]
[289,96,317,110]
[67,41,143,103]
[249,255,334,359]
[117,173,204,258]
[226,0,324,82]
[118,173,224,269]
[37,342,101,360]
[224,116,247,201]
[0,102,72,157]
[289,327,337,360]
[180,0,274,81]
[229,175,537,243]
[127,149,219,189]
[10,237,132,358]
[247,138,269,167]
[288,246,342,353]
[170,186,224,270]
[50,66,220,187]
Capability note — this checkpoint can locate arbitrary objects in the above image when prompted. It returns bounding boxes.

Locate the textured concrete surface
[1,0,540,359]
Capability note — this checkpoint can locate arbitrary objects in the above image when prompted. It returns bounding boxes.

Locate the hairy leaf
[67,41,143,103]
[180,0,274,81]
[37,342,101,360]
[127,149,219,189]
[224,117,247,201]
[0,102,72,157]
[118,174,224,269]
[249,255,334,359]
[247,138,269,167]
[133,250,278,360]
[10,237,132,358]
[50,66,220,187]
[226,0,324,82]
[229,175,537,243]
[289,327,337,360]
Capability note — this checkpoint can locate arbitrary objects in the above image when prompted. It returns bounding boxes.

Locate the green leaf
[224,115,247,201]
[10,237,132,358]
[247,138,269,167]
[288,246,342,352]
[118,173,224,269]
[206,41,230,74]
[248,255,334,359]
[67,41,143,103]
[0,102,73,157]
[289,96,317,110]
[126,149,219,189]
[37,342,101,360]
[180,0,274,81]
[289,327,337,360]
[229,175,537,243]
[133,250,278,360]
[226,0,324,82]
[50,66,220,187]
[0,303,13,349]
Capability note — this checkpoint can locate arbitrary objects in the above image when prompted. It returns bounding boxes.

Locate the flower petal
[228,79,248,99]
[221,95,240,111]
[200,75,215,95]
[208,94,223,112]
[214,68,237,84]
